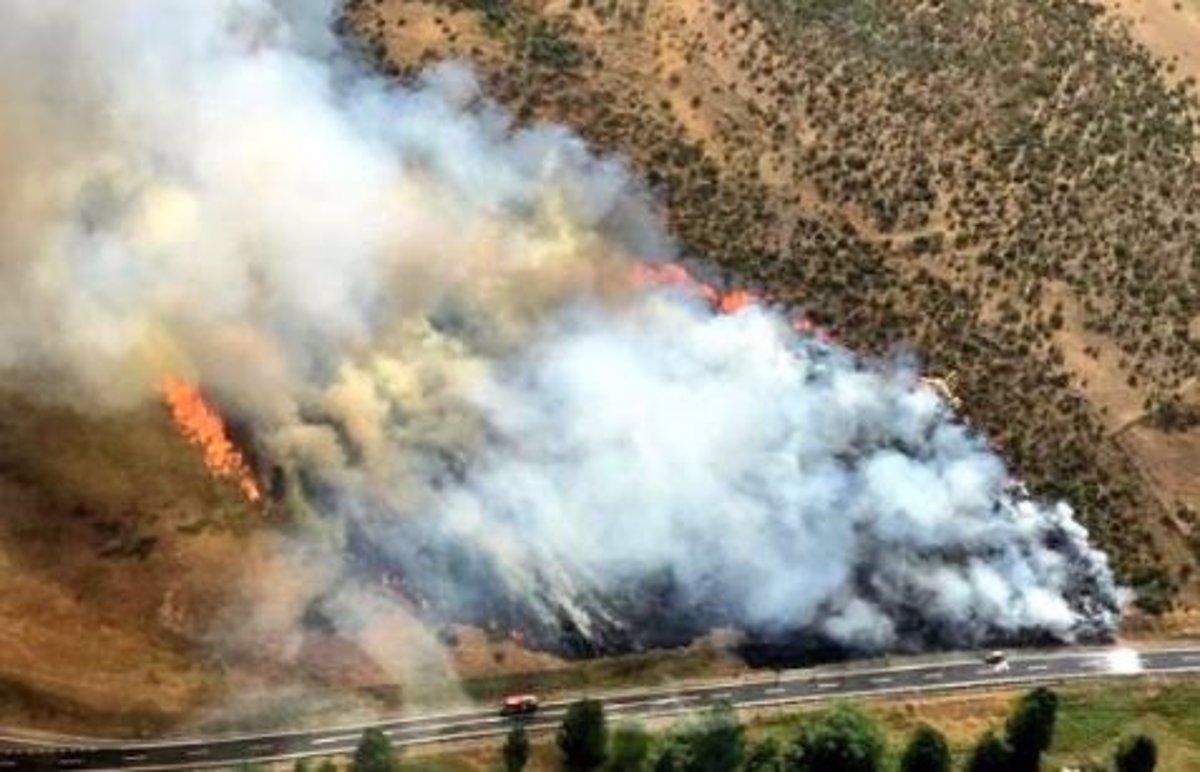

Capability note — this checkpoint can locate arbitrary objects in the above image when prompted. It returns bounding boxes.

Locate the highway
[2,645,1199,770]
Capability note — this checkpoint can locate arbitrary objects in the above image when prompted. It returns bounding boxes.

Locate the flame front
[631,262,835,339]
[160,376,262,503]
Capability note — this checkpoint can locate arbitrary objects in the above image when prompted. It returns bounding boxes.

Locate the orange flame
[717,289,754,314]
[632,261,836,340]
[160,375,262,503]
[631,262,743,311]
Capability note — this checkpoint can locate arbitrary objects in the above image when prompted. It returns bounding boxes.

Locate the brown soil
[1108,0,1200,85]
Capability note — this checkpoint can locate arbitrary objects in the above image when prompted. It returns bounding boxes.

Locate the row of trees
[519,687,1157,772]
[285,687,1159,770]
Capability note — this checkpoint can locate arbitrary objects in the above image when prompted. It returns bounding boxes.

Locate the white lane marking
[713,692,734,700]
[186,749,209,757]
[124,754,149,761]
[1025,664,1049,672]
[311,734,358,746]
[250,743,274,752]
[0,762,17,768]
[870,677,893,685]
[922,672,944,680]
[1181,655,1200,662]
[816,682,839,690]
[610,697,678,710]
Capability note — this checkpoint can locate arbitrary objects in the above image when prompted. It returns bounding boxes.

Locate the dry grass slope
[348,0,1200,613]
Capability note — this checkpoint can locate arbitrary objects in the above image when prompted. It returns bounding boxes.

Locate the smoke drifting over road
[0,0,1119,659]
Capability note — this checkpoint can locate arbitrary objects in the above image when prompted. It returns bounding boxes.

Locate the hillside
[0,0,1198,739]
[347,0,1200,613]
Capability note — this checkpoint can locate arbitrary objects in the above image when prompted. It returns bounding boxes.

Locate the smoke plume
[0,0,1119,659]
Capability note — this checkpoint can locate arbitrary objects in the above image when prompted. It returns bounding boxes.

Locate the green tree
[662,705,743,772]
[353,727,399,772]
[1005,687,1058,771]
[316,761,338,772]
[899,724,950,772]
[1115,734,1158,772]
[651,742,682,772]
[789,703,885,772]
[293,761,311,772]
[742,737,783,772]
[608,723,652,772]
[505,723,531,772]
[965,731,1010,772]
[558,699,608,771]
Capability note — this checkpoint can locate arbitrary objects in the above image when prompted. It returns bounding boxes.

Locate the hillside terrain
[347,0,1200,612]
[0,0,1198,738]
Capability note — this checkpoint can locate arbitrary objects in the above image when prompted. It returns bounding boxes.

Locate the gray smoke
[0,0,1119,660]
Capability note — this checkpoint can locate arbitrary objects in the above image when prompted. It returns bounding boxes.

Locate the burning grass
[160,376,261,504]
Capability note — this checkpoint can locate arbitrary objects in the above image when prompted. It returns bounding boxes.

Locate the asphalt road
[3,646,1199,770]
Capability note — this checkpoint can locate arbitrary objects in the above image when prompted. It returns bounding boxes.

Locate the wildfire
[160,375,262,503]
[631,261,834,340]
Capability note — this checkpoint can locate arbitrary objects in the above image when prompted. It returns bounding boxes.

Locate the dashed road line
[311,734,357,746]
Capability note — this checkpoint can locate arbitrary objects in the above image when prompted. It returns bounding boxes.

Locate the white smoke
[369,296,1118,649]
[0,0,1118,661]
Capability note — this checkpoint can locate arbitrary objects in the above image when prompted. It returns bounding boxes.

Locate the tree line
[284,686,1159,771]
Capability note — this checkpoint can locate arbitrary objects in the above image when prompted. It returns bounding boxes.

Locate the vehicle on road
[983,651,1010,671]
[500,694,540,716]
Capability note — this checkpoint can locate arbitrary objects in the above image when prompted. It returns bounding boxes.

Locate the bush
[504,723,530,772]
[965,731,1010,772]
[789,703,886,772]
[1115,734,1158,772]
[608,722,652,772]
[742,738,784,772]
[521,21,582,69]
[665,705,745,772]
[1148,394,1200,431]
[558,699,608,771]
[352,727,399,772]
[1005,687,1058,772]
[899,724,950,772]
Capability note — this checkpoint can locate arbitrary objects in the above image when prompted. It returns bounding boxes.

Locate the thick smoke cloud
[0,0,1119,658]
